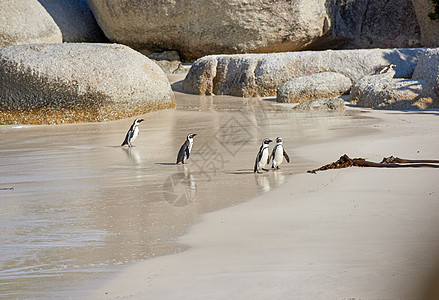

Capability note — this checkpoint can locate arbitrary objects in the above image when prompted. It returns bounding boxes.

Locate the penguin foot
[262,168,270,172]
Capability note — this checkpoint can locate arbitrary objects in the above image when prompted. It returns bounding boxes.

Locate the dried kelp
[307,154,439,174]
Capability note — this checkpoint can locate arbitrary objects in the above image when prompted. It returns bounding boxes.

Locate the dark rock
[38,0,107,43]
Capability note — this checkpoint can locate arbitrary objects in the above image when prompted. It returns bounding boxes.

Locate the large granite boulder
[0,0,62,48]
[182,48,430,97]
[38,0,107,43]
[412,48,439,86]
[353,78,438,110]
[277,72,351,103]
[87,0,423,60]
[411,0,439,47]
[291,97,346,112]
[0,43,175,124]
[324,0,421,49]
[350,69,397,104]
[87,0,330,61]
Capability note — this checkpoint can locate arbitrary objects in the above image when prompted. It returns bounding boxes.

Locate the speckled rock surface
[291,97,346,112]
[87,0,329,61]
[353,78,438,110]
[0,43,175,124]
[411,0,439,47]
[350,70,397,105]
[182,48,431,97]
[0,0,62,48]
[412,48,439,86]
[276,72,351,103]
[326,0,421,49]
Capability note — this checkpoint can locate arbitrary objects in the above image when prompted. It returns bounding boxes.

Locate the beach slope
[90,108,439,300]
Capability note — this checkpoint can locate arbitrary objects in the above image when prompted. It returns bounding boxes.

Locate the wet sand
[0,77,369,298]
[88,106,439,299]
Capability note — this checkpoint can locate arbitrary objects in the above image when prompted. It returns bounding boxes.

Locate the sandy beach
[2,1,439,299]
[2,74,439,299]
[0,78,368,298]
[88,107,439,300]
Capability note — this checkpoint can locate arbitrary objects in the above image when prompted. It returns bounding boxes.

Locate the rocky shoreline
[182,48,439,110]
[1,0,439,124]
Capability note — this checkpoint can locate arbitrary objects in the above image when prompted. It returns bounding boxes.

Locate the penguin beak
[268,139,273,143]
[139,119,144,122]
[192,134,197,137]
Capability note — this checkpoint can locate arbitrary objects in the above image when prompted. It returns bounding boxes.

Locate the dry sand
[88,107,439,300]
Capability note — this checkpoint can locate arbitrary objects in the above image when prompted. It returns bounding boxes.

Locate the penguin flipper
[268,147,275,165]
[176,141,189,164]
[283,150,290,163]
[254,151,262,173]
[121,130,132,146]
[176,146,185,164]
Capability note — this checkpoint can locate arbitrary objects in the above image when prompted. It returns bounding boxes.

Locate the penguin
[254,138,273,173]
[268,137,290,170]
[121,118,144,147]
[176,133,197,164]
[374,64,396,75]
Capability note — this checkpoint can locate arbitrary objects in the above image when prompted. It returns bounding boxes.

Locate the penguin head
[263,138,273,145]
[134,118,144,125]
[187,133,197,140]
[276,137,283,143]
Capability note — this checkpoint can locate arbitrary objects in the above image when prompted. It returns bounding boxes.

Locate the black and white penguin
[176,133,197,164]
[121,118,144,147]
[374,64,396,75]
[254,138,273,173]
[269,137,290,170]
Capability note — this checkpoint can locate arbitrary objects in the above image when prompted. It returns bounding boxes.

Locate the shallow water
[0,89,373,298]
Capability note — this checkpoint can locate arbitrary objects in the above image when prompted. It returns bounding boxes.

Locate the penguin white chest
[131,126,139,142]
[273,144,284,166]
[186,139,194,158]
[260,148,269,167]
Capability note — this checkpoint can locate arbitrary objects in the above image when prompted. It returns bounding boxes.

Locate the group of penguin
[121,118,290,172]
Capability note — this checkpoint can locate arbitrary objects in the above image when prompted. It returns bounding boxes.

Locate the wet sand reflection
[0,90,373,298]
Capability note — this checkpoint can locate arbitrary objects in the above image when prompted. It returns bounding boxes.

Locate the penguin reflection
[122,147,142,166]
[254,172,271,193]
[170,164,196,205]
[254,170,286,193]
[182,165,196,201]
[272,170,286,187]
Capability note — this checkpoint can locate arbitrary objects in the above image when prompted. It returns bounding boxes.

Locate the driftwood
[307,154,439,174]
